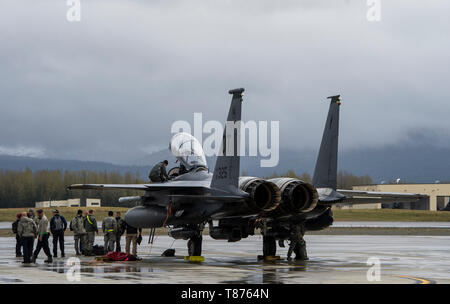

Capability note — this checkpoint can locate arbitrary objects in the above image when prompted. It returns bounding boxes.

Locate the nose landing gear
[187,234,203,256]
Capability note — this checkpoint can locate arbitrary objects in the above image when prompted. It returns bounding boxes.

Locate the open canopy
[169,132,207,169]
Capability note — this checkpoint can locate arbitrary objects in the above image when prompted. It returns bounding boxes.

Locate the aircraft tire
[188,235,202,256]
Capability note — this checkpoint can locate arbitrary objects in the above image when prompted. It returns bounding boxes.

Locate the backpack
[12,221,18,234]
[53,216,63,231]
[93,245,105,255]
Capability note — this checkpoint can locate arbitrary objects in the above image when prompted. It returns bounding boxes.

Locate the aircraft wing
[336,189,427,204]
[67,183,209,191]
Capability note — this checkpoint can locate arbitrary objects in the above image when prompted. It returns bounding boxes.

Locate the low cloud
[1,1,449,164]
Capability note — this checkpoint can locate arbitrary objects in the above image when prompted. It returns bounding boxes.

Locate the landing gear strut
[262,235,276,257]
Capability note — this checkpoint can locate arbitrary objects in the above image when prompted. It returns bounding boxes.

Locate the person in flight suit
[102,211,117,253]
[84,209,98,256]
[287,223,308,261]
[149,160,169,182]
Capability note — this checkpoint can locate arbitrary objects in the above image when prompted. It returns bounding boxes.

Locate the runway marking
[395,275,434,284]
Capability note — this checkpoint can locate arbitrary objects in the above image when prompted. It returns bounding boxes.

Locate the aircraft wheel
[187,235,202,256]
[263,235,276,256]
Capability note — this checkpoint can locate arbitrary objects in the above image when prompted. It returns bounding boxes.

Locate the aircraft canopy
[169,132,207,169]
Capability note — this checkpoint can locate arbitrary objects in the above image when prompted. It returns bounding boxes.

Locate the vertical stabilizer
[312,95,341,190]
[211,88,244,191]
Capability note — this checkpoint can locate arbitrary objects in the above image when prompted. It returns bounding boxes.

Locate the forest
[0,168,373,208]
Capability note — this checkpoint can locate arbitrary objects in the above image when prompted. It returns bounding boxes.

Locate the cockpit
[168,132,208,178]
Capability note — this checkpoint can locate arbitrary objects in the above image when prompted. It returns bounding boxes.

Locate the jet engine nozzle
[267,178,319,215]
[239,177,281,213]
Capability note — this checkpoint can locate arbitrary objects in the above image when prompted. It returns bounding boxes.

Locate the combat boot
[44,256,53,263]
[295,241,309,261]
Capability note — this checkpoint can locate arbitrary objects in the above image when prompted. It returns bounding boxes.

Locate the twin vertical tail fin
[210,88,244,192]
[312,95,341,190]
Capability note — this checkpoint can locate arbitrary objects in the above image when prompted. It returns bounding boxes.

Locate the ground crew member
[149,160,169,182]
[115,212,125,252]
[17,212,36,264]
[50,209,67,258]
[102,211,117,253]
[70,210,87,256]
[32,209,53,263]
[28,208,37,223]
[124,220,142,256]
[84,209,98,256]
[287,223,308,261]
[12,213,23,257]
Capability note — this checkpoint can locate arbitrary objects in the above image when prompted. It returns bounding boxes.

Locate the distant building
[35,198,101,208]
[86,198,101,207]
[350,183,450,211]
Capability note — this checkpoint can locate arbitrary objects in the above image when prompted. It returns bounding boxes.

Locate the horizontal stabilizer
[319,189,427,205]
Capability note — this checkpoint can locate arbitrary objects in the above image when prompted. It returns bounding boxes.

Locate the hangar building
[350,183,450,211]
[35,198,101,208]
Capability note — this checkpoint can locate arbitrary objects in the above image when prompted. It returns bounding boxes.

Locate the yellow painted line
[395,275,433,284]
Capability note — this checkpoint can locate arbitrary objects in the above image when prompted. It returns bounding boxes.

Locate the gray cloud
[1,0,449,164]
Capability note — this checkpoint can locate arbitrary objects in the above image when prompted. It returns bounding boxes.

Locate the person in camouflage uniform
[102,211,117,253]
[32,209,53,263]
[115,211,125,252]
[17,212,37,264]
[149,160,169,182]
[70,209,87,255]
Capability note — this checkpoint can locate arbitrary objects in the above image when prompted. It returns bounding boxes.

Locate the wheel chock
[257,255,281,261]
[184,256,205,262]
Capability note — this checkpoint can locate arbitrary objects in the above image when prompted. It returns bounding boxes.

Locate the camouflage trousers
[86,231,95,254]
[74,233,87,254]
[104,232,116,253]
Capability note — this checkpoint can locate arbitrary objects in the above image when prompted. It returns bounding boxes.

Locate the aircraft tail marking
[312,95,341,190]
[210,88,244,191]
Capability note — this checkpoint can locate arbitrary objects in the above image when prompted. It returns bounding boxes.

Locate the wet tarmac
[0,235,449,284]
[3,221,450,229]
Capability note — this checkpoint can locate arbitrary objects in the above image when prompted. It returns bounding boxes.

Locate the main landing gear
[187,234,202,256]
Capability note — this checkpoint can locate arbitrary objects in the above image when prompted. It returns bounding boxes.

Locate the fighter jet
[68,88,425,257]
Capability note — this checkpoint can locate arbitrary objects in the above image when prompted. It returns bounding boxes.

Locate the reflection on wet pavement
[0,235,449,283]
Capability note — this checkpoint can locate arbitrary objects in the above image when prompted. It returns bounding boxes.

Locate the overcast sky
[1,0,449,165]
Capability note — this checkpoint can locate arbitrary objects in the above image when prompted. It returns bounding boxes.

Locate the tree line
[0,168,373,209]
[0,169,145,208]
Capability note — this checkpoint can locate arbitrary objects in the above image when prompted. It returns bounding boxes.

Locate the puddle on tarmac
[0,277,23,283]
[37,259,168,279]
